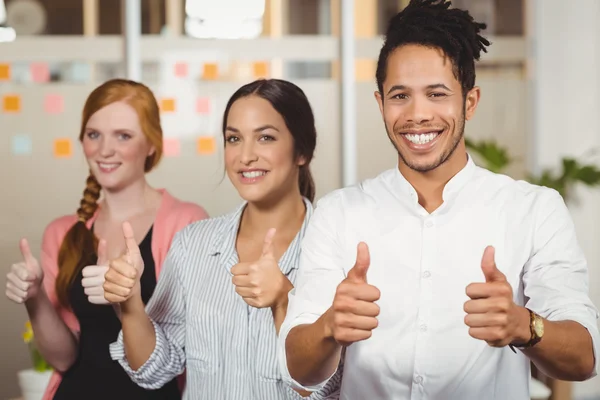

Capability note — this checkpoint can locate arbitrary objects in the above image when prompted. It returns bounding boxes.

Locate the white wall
[530,1,600,398]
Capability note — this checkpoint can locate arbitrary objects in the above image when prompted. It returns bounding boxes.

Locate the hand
[231,228,292,309]
[6,239,44,304]
[328,242,380,346]
[103,222,145,304]
[81,239,109,305]
[464,246,530,347]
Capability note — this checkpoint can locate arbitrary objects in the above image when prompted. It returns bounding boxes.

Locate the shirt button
[422,271,431,278]
[420,324,428,332]
[425,220,434,228]
[414,375,424,384]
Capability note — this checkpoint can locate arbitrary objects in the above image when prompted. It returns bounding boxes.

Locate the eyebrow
[225,124,280,133]
[386,83,452,95]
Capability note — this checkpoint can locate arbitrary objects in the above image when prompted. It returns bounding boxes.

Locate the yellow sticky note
[0,64,10,81]
[253,62,269,78]
[197,137,216,155]
[202,63,219,80]
[3,95,21,113]
[160,98,176,113]
[54,138,72,158]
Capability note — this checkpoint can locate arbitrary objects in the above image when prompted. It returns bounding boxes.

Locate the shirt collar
[208,197,314,259]
[391,153,477,204]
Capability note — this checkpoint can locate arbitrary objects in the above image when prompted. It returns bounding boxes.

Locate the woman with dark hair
[95,79,341,399]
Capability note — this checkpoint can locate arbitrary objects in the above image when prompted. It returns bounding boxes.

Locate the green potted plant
[465,138,600,201]
[18,320,53,400]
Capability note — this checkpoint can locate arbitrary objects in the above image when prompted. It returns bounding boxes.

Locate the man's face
[375,44,480,173]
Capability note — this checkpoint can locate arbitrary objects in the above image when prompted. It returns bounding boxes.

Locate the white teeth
[241,171,266,178]
[99,163,119,169]
[404,132,439,145]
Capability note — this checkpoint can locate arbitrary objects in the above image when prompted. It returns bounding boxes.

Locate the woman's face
[81,101,154,192]
[224,95,305,204]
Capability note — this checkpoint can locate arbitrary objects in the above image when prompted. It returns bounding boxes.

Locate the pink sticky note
[174,62,188,78]
[163,138,181,157]
[44,94,64,114]
[31,63,50,83]
[196,97,211,114]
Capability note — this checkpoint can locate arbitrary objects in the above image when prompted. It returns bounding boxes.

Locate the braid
[77,174,101,222]
[56,174,102,308]
[376,0,491,95]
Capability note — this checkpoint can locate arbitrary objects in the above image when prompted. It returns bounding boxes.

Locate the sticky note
[160,98,176,112]
[0,64,10,81]
[54,138,72,158]
[196,97,211,114]
[44,94,64,114]
[202,63,219,80]
[11,135,32,155]
[31,63,50,83]
[174,62,188,78]
[3,95,21,113]
[70,63,91,83]
[163,138,181,157]
[253,62,269,78]
[197,136,216,155]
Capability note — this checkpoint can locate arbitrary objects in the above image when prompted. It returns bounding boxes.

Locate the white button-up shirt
[278,157,599,400]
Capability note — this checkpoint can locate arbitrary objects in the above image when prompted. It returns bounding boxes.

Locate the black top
[53,226,181,400]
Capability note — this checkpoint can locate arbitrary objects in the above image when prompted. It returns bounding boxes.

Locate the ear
[464,87,481,121]
[148,145,156,157]
[297,154,307,167]
[374,91,384,117]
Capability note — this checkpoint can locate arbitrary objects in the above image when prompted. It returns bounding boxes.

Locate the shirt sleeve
[523,189,600,379]
[110,230,189,389]
[278,193,348,392]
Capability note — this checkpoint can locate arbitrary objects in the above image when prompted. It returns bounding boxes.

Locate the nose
[99,137,116,158]
[239,140,258,165]
[405,96,433,124]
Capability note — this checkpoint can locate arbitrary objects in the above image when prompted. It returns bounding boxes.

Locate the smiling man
[277,1,599,399]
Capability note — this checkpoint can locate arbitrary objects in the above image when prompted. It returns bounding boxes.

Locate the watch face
[533,316,544,337]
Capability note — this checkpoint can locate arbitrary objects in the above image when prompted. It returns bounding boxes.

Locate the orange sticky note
[202,63,219,80]
[0,64,10,81]
[3,95,21,113]
[160,98,176,112]
[31,63,50,83]
[197,136,216,155]
[163,138,181,157]
[253,62,269,78]
[44,94,64,114]
[54,138,72,158]
[196,97,211,114]
[174,62,188,78]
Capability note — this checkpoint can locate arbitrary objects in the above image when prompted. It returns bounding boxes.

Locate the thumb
[481,246,506,282]
[261,228,276,259]
[96,239,108,266]
[122,222,142,270]
[347,242,370,283]
[19,238,36,266]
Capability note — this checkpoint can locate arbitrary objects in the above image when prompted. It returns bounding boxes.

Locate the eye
[118,133,132,140]
[391,93,408,100]
[430,92,447,98]
[226,135,240,143]
[259,135,275,142]
[86,131,99,139]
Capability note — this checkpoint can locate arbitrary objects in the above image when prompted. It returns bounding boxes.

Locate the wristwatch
[509,308,544,353]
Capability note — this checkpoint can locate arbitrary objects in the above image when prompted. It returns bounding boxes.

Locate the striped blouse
[110,198,342,399]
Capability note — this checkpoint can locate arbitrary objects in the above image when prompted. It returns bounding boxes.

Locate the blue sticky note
[69,62,91,83]
[11,135,32,155]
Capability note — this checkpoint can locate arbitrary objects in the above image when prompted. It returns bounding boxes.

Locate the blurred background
[0,0,598,399]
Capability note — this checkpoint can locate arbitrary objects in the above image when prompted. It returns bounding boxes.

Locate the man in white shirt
[277,0,599,399]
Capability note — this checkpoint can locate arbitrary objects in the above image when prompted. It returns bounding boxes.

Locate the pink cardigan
[40,189,208,400]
